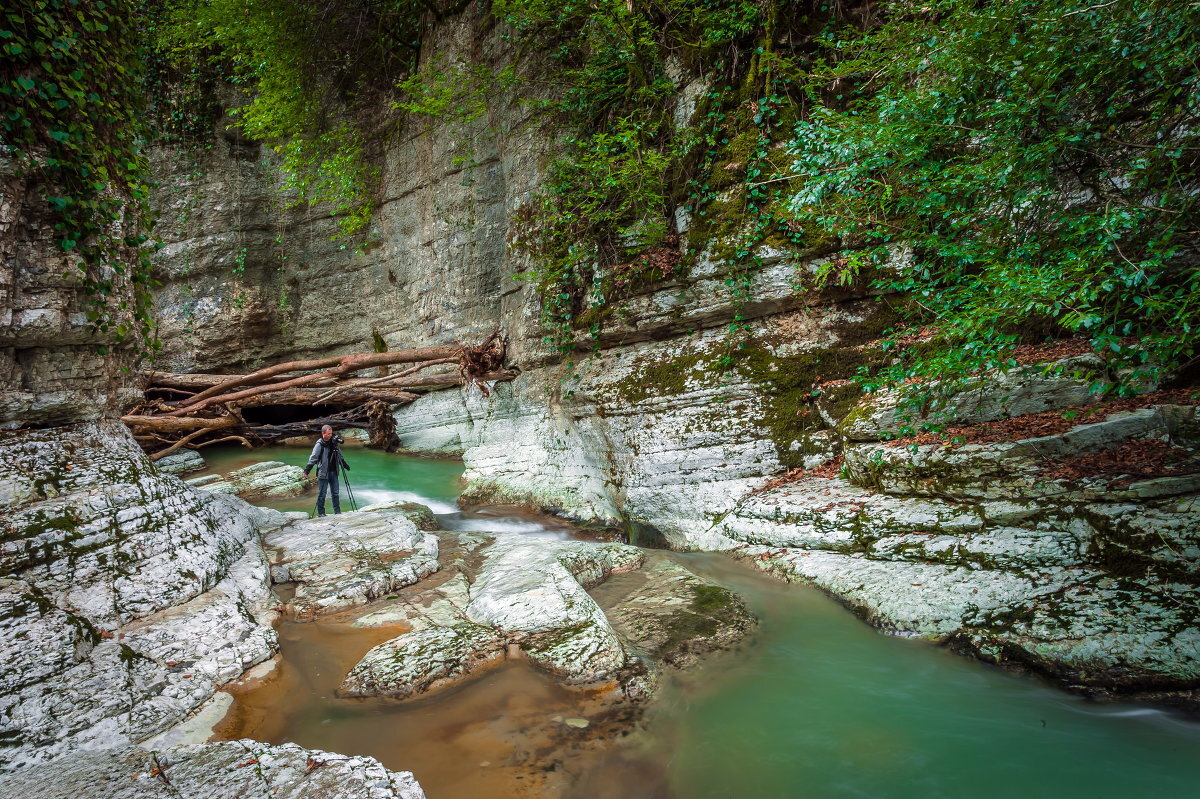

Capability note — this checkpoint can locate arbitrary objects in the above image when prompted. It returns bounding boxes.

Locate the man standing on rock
[304,424,349,516]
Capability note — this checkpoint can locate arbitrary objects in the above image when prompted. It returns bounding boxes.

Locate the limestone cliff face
[146,7,1200,703]
[148,7,550,375]
[0,165,143,429]
[0,164,285,766]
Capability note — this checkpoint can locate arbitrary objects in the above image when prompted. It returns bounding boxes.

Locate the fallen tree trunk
[120,414,239,433]
[125,333,511,458]
[144,372,301,391]
[142,369,517,400]
[169,345,461,414]
[231,387,420,407]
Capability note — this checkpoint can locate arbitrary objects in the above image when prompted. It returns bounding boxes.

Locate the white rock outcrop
[263,509,440,620]
[394,353,1200,702]
[188,460,309,499]
[0,422,289,769]
[0,740,424,799]
[340,533,644,699]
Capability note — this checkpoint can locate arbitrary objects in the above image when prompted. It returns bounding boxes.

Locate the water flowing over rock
[391,346,1200,703]
[138,0,1198,708]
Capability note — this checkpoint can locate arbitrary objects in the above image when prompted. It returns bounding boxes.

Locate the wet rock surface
[0,740,424,799]
[339,532,646,699]
[394,355,1200,704]
[593,555,757,670]
[154,450,206,475]
[263,509,440,620]
[187,461,309,499]
[336,529,756,704]
[356,499,440,531]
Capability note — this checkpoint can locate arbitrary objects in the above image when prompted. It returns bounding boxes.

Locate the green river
[195,445,1200,798]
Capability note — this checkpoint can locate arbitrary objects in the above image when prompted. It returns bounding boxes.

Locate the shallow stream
[196,445,1200,798]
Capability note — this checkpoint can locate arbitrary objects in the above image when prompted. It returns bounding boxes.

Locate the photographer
[304,424,350,516]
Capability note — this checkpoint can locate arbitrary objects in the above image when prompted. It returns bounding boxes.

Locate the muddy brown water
[214,608,657,798]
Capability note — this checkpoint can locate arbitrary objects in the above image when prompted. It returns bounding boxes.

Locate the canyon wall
[0,144,418,797]
[146,4,1200,706]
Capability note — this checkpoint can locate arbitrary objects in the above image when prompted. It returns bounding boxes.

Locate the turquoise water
[196,445,1200,798]
[192,443,466,514]
[649,553,1200,799]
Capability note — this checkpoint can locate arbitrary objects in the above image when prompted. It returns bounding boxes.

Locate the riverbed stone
[595,556,757,670]
[187,460,309,499]
[464,536,644,678]
[341,533,644,699]
[154,449,206,475]
[357,499,440,531]
[341,623,506,700]
[0,740,424,799]
[263,509,440,620]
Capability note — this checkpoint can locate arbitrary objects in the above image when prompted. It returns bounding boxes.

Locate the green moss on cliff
[733,343,880,468]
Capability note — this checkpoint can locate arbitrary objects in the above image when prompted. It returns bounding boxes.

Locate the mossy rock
[357,500,440,531]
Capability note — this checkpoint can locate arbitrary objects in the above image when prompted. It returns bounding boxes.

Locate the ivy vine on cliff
[155,0,472,236]
[2,0,157,352]
[499,0,1199,400]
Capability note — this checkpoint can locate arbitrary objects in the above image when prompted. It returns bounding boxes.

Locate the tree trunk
[125,333,510,458]
[231,387,420,407]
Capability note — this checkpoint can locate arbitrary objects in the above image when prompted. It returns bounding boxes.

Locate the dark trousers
[316,476,341,516]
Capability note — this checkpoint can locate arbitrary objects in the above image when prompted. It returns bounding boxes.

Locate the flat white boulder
[154,449,206,475]
[188,461,309,499]
[264,510,440,620]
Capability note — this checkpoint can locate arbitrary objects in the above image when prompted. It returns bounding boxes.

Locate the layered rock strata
[0,422,288,769]
[391,340,1200,704]
[1,120,428,796]
[187,460,309,499]
[262,510,441,620]
[0,740,424,799]
[141,1,1198,707]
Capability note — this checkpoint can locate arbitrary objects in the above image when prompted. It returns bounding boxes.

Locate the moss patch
[732,342,881,469]
[604,351,719,405]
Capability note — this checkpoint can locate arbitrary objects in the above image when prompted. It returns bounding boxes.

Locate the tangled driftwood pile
[124,332,511,459]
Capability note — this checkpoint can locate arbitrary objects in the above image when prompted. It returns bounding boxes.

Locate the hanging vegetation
[2,0,158,352]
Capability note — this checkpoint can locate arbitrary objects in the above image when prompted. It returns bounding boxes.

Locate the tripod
[338,460,359,512]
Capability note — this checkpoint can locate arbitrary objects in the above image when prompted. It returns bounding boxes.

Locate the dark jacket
[306,438,347,480]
